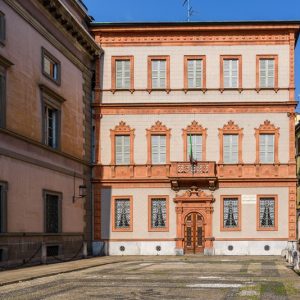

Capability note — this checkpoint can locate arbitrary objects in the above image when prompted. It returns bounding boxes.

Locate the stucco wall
[100,113,289,165]
[101,44,289,103]
[100,186,289,240]
[0,1,84,159]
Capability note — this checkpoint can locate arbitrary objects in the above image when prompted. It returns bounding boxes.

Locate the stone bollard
[83,241,88,258]
[41,242,47,264]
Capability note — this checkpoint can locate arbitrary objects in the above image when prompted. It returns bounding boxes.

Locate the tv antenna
[183,0,194,22]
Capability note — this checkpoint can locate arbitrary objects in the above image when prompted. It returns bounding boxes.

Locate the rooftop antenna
[183,0,194,22]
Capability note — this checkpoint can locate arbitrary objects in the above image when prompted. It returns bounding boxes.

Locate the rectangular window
[44,191,61,233]
[0,66,5,128]
[116,60,130,89]
[223,134,238,163]
[151,60,166,89]
[44,105,59,149]
[115,135,130,165]
[114,198,131,230]
[223,59,238,88]
[0,182,7,233]
[187,59,203,88]
[42,48,61,85]
[223,197,239,229]
[259,197,276,229]
[187,134,202,161]
[0,12,5,45]
[150,198,167,229]
[151,135,166,164]
[259,134,274,163]
[259,59,275,88]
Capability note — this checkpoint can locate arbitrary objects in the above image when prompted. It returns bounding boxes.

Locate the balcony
[169,161,217,190]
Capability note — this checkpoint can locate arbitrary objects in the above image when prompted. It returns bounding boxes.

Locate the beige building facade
[91,21,299,256]
[0,0,100,264]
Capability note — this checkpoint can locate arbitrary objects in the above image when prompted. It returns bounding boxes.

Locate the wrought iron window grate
[115,199,130,228]
[260,198,275,227]
[223,198,238,228]
[151,198,166,228]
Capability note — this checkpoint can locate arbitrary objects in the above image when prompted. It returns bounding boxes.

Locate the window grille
[259,198,275,227]
[45,194,60,233]
[115,199,130,228]
[151,198,166,228]
[223,198,239,228]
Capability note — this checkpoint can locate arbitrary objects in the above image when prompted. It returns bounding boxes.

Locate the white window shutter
[152,135,166,164]
[116,60,130,89]
[115,135,130,164]
[188,60,202,88]
[224,134,238,163]
[260,134,274,163]
[224,59,238,88]
[152,60,166,89]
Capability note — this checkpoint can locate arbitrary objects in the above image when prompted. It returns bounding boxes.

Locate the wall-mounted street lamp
[73,184,87,203]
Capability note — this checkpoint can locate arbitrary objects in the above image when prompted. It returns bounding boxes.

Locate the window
[0,66,6,128]
[111,56,134,91]
[187,134,202,161]
[112,196,133,231]
[44,105,59,149]
[221,196,241,231]
[257,196,277,231]
[115,135,130,165]
[184,56,206,90]
[110,121,135,165]
[0,12,5,46]
[223,134,238,164]
[256,55,278,90]
[44,191,62,233]
[147,121,171,165]
[259,134,274,163]
[220,56,242,90]
[255,120,279,164]
[42,48,61,85]
[151,135,166,164]
[148,196,169,231]
[40,85,64,150]
[148,56,170,91]
[0,182,7,233]
[218,121,243,164]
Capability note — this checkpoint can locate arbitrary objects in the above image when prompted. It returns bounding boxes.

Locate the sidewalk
[0,256,129,286]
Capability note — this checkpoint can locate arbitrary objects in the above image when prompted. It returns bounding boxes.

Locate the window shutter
[152,60,166,89]
[124,60,130,88]
[260,134,274,163]
[159,135,166,163]
[267,59,274,88]
[123,135,130,164]
[224,60,238,88]
[231,60,238,88]
[152,135,166,164]
[115,135,130,164]
[151,135,159,164]
[223,60,230,88]
[188,60,202,88]
[116,60,130,89]
[224,134,238,163]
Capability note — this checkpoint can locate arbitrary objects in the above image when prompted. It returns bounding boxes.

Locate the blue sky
[84,0,300,105]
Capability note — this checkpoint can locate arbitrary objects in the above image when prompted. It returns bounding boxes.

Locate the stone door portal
[184,212,205,254]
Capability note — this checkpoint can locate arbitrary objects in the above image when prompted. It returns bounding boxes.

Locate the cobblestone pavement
[0,256,299,299]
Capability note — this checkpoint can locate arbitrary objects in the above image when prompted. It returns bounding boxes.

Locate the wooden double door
[184,212,205,254]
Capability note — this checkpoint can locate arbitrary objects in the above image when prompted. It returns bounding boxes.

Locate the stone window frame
[147,55,170,93]
[254,120,280,164]
[0,181,8,233]
[111,56,134,93]
[43,189,62,234]
[0,54,13,128]
[182,120,207,161]
[146,121,171,165]
[110,121,135,165]
[218,120,243,164]
[220,55,243,92]
[183,55,207,92]
[148,195,169,232]
[111,196,133,232]
[256,195,278,231]
[256,55,279,92]
[220,195,242,232]
[41,47,61,86]
[0,11,5,46]
[40,85,65,150]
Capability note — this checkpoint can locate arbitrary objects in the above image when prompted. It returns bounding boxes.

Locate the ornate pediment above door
[174,186,215,203]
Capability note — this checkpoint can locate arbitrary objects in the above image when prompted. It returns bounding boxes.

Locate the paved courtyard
[0,256,299,299]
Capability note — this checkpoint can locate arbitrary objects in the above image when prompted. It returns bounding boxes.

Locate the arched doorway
[184,212,205,254]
